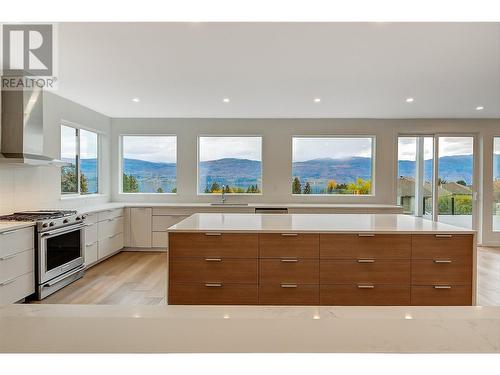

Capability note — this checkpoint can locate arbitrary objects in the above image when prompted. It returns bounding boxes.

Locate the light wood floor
[36,251,168,305]
[35,247,500,306]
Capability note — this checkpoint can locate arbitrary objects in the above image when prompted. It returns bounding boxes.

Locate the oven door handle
[40,223,86,237]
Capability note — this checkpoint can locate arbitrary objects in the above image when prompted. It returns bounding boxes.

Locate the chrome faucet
[221,185,227,204]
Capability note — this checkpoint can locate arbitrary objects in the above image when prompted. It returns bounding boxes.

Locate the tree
[292,177,302,194]
[327,179,337,194]
[209,182,221,193]
[171,187,177,193]
[123,173,139,193]
[80,173,88,193]
[303,182,312,194]
[438,178,448,185]
[347,178,371,195]
[61,166,77,193]
[156,187,164,193]
[456,180,467,186]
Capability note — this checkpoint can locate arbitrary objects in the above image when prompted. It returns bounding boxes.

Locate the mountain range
[75,154,500,193]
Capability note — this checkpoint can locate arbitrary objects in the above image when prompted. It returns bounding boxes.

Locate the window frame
[290,135,376,197]
[119,134,178,195]
[60,121,101,197]
[197,135,264,196]
[492,136,500,232]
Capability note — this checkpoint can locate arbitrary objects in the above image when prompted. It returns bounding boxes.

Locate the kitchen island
[167,214,476,306]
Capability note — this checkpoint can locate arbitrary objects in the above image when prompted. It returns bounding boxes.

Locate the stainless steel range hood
[0,86,65,166]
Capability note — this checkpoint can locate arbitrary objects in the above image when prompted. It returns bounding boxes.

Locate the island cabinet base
[168,232,473,306]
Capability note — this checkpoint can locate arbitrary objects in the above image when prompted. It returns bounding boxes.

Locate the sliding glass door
[397,136,434,219]
[436,136,475,229]
[398,135,477,230]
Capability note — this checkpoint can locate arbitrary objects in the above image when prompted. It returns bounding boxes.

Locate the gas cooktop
[0,210,77,222]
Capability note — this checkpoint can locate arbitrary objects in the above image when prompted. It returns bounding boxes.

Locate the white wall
[0,92,111,215]
[111,118,500,244]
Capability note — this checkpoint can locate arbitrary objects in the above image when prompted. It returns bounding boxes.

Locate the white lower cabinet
[0,272,35,304]
[85,242,98,266]
[0,226,35,303]
[130,208,152,248]
[83,208,124,267]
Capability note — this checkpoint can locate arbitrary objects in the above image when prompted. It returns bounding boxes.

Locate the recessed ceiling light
[314,98,321,103]
[405,97,414,103]
[222,98,230,103]
[131,97,140,103]
[476,106,484,111]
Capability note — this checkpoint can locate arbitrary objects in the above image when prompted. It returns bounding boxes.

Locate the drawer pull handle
[433,259,452,264]
[281,233,298,237]
[0,253,19,261]
[281,284,298,288]
[205,283,222,287]
[281,258,299,263]
[435,234,452,238]
[434,285,452,289]
[358,233,375,237]
[86,241,98,247]
[0,228,27,235]
[108,233,120,239]
[357,259,375,263]
[205,233,222,236]
[357,285,375,289]
[205,258,222,262]
[0,277,17,286]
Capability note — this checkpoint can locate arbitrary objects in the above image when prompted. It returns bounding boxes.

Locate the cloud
[123,136,177,163]
[199,137,262,161]
[292,137,372,162]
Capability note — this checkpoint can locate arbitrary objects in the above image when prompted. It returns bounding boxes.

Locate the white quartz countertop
[72,202,402,213]
[0,304,498,352]
[0,221,35,233]
[168,213,476,234]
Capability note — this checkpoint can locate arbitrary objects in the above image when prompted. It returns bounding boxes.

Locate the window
[61,125,99,195]
[121,135,177,193]
[291,137,373,195]
[494,137,500,231]
[198,136,262,194]
[397,136,434,216]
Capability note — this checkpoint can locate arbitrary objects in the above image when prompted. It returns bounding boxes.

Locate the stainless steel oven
[38,223,85,285]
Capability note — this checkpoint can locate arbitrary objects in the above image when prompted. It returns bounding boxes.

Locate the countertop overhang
[167,213,476,234]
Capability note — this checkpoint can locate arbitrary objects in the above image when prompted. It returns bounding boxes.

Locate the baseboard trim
[122,247,167,252]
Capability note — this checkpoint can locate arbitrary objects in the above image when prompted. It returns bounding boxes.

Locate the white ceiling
[56,22,500,118]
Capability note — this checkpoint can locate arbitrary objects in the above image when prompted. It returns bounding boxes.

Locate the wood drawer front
[169,258,258,284]
[411,285,472,306]
[320,285,410,306]
[98,216,124,241]
[411,234,473,260]
[169,233,258,258]
[0,227,34,258]
[0,271,34,304]
[259,234,319,258]
[259,284,319,305]
[259,259,319,284]
[320,260,410,285]
[0,248,34,283]
[320,234,411,259]
[168,283,258,305]
[411,259,472,285]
